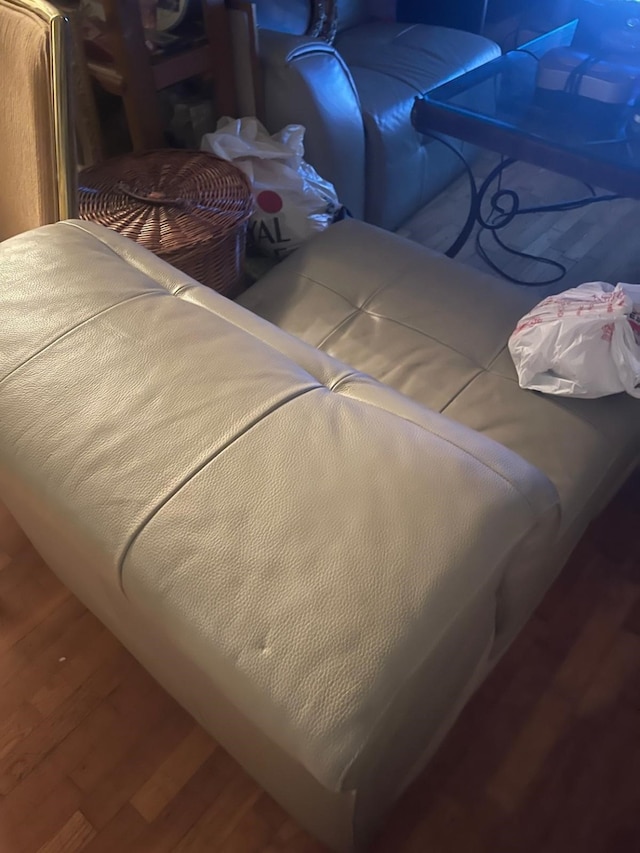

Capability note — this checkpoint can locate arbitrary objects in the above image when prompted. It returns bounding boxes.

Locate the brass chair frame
[2,0,77,222]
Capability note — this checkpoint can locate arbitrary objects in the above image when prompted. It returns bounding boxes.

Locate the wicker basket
[78,150,253,298]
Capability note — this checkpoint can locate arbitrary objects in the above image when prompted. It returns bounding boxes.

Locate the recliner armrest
[258,28,336,64]
[258,28,366,219]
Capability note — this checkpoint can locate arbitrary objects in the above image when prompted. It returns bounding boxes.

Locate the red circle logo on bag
[256,190,283,214]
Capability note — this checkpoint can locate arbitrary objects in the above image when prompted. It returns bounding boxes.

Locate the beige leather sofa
[0,219,638,852]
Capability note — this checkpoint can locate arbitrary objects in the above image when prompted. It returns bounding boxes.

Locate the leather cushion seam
[64,221,192,294]
[290,271,490,367]
[335,376,559,518]
[0,291,157,388]
[326,308,486,369]
[117,384,320,592]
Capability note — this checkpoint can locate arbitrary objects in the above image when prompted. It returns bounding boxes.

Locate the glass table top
[416,21,640,177]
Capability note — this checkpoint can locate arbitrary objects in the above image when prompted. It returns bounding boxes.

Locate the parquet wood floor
[2,475,639,853]
[400,154,640,292]
[2,162,640,852]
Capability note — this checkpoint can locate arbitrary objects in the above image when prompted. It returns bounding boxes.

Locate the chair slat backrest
[0,0,76,241]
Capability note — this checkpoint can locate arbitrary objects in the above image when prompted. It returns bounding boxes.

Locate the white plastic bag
[202,116,340,259]
[508,282,640,398]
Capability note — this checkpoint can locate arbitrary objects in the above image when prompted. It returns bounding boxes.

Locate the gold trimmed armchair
[0,0,76,240]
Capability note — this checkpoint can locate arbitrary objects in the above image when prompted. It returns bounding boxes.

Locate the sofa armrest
[258,28,366,219]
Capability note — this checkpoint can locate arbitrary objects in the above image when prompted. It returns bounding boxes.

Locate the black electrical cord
[564,53,601,97]
[511,48,540,62]
[422,132,621,285]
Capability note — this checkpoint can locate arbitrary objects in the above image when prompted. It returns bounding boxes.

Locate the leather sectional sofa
[0,219,638,851]
[248,0,499,228]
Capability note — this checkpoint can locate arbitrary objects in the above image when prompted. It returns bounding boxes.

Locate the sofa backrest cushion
[336,0,370,31]
[253,0,369,36]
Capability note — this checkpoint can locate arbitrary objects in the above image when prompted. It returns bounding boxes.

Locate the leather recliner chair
[246,0,499,229]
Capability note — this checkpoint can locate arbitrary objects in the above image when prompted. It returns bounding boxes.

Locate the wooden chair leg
[102,0,165,151]
[120,87,165,151]
[202,0,238,118]
[59,1,104,166]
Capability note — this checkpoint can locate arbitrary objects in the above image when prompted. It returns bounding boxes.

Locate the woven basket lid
[78,149,253,252]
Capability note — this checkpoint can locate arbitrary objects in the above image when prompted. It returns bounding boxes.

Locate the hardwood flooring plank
[171,764,262,853]
[623,595,640,636]
[247,795,297,849]
[264,828,327,853]
[0,701,42,763]
[0,757,83,853]
[67,662,174,793]
[0,550,70,656]
[131,752,242,853]
[0,548,46,602]
[0,649,130,796]
[485,691,574,814]
[261,821,309,853]
[0,608,104,723]
[130,725,216,822]
[0,503,30,558]
[578,630,640,716]
[540,705,640,853]
[1,596,87,675]
[551,579,640,703]
[29,623,120,717]
[215,806,277,853]
[534,551,617,659]
[403,152,640,289]
[422,626,555,804]
[79,701,192,830]
[76,804,147,853]
[35,810,95,853]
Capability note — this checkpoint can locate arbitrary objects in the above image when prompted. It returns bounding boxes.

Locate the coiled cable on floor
[424,132,621,285]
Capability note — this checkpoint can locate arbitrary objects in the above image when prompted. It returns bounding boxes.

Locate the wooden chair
[85,0,238,152]
[227,0,264,122]
[0,0,76,240]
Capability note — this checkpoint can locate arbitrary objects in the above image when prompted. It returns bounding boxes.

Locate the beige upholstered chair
[0,0,76,240]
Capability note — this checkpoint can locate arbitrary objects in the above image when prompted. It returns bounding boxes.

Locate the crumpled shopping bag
[508,281,640,398]
[202,116,340,259]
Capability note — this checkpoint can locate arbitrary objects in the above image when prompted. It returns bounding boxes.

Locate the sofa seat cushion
[336,22,497,92]
[239,220,640,545]
[334,23,500,229]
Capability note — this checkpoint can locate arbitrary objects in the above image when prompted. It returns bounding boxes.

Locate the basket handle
[116,182,192,209]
